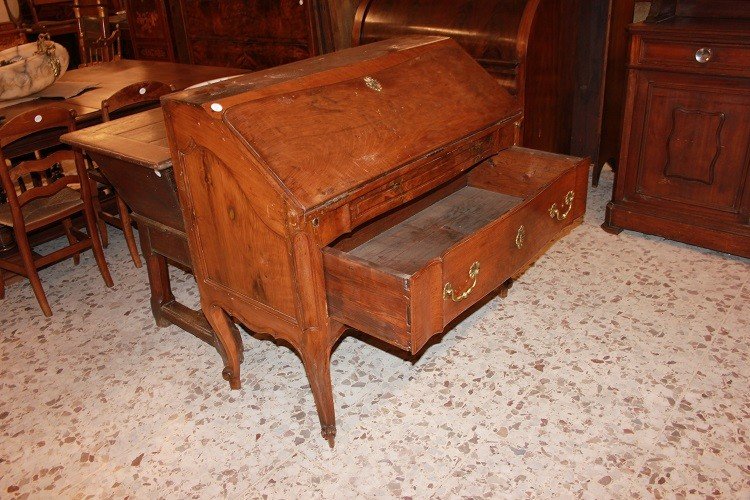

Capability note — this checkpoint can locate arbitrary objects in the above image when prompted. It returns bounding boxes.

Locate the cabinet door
[126,0,176,61]
[622,71,750,223]
[179,0,315,69]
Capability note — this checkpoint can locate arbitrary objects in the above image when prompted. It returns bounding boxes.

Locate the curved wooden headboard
[351,0,586,156]
[352,0,541,100]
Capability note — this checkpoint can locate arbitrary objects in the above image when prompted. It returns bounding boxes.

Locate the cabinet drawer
[323,147,589,354]
[637,38,750,77]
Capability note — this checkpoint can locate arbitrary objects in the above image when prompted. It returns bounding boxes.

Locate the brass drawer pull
[695,47,713,64]
[549,191,575,221]
[515,225,525,249]
[444,261,480,302]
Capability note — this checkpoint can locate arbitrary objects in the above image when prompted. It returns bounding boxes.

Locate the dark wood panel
[523,0,581,153]
[623,72,750,220]
[126,0,332,69]
[180,0,311,40]
[187,38,311,68]
[570,0,613,165]
[649,0,750,20]
[126,0,176,61]
[595,0,637,186]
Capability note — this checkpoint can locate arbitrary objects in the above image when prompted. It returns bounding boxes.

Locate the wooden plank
[347,187,520,275]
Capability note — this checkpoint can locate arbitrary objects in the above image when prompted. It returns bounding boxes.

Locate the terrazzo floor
[1,168,748,499]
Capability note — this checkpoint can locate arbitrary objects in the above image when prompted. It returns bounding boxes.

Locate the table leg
[139,226,174,327]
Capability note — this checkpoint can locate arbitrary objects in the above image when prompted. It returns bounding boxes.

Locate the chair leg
[61,218,80,265]
[82,205,114,288]
[0,267,5,300]
[91,193,109,247]
[116,195,142,268]
[15,231,52,317]
[86,156,109,248]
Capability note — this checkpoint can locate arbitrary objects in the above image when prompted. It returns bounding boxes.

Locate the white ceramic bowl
[0,40,70,101]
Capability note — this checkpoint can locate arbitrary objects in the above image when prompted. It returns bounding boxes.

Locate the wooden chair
[0,106,114,317]
[14,0,78,36]
[72,0,121,66]
[88,80,175,268]
[0,24,28,51]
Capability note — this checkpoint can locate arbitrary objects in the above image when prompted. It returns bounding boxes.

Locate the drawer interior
[329,147,576,260]
[345,187,521,275]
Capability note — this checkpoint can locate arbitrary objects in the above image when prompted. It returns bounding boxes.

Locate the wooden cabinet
[126,0,333,68]
[604,0,750,258]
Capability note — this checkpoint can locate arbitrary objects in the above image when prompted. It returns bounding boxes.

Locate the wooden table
[1,59,245,125]
[60,108,222,353]
[0,59,245,252]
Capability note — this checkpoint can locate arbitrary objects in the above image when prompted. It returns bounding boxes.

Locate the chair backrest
[0,27,27,51]
[23,0,74,26]
[101,81,175,121]
[0,106,88,231]
[73,0,121,66]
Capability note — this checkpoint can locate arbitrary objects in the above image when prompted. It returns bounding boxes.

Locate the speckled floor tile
[1,169,748,498]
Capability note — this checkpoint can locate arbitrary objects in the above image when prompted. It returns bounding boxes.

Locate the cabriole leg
[205,305,243,390]
[301,338,336,447]
[299,322,346,448]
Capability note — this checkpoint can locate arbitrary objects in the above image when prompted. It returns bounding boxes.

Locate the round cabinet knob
[695,47,713,64]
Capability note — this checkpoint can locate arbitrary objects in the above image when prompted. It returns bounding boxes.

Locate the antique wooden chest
[162,36,589,445]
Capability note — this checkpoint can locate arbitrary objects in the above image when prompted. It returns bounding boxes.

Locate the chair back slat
[102,81,175,121]
[9,149,76,179]
[16,176,81,206]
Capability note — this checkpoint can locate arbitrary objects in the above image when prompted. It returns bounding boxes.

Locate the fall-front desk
[65,36,589,446]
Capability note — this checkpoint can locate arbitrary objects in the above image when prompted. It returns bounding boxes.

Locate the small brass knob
[695,47,713,64]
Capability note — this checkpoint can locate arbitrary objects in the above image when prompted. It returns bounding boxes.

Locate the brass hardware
[515,225,525,249]
[35,33,61,78]
[443,261,481,303]
[549,190,575,221]
[695,47,713,64]
[364,76,382,92]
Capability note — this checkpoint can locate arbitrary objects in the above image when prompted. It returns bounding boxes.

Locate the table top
[2,59,246,123]
[62,108,172,170]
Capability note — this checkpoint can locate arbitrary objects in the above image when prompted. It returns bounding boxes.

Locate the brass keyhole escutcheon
[443,261,481,303]
[549,190,575,221]
[364,76,383,92]
[515,225,525,249]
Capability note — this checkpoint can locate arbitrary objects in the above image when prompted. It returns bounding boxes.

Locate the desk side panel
[162,101,299,329]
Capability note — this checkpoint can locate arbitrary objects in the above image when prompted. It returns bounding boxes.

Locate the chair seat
[0,187,83,228]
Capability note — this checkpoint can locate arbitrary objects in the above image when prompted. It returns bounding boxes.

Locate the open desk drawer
[323,147,589,354]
